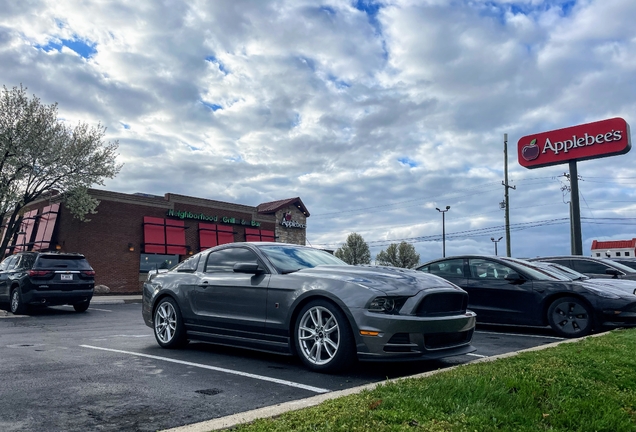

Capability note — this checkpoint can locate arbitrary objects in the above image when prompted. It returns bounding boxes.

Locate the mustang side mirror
[233,262,263,274]
[504,272,524,283]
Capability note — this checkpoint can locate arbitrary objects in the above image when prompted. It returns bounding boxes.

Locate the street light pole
[436,206,451,257]
[491,236,503,256]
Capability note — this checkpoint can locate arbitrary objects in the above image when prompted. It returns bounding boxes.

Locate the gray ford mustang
[142,242,476,372]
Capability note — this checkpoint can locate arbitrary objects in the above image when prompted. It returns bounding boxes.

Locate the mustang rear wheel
[153,297,187,348]
[294,300,355,373]
[547,296,594,338]
[10,287,27,315]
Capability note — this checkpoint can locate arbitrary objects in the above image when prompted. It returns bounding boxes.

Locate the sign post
[517,117,631,255]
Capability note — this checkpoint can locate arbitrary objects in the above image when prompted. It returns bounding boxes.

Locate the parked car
[142,242,477,373]
[416,255,636,338]
[528,256,636,280]
[0,252,95,314]
[537,261,636,296]
[610,257,636,271]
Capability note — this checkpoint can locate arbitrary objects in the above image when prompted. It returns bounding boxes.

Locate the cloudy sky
[2,0,635,263]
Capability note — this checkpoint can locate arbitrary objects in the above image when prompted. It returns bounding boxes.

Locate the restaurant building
[590,238,636,258]
[2,189,310,293]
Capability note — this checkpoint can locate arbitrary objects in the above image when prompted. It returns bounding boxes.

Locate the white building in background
[590,238,636,258]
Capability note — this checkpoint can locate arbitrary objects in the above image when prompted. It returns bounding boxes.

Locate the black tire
[153,297,187,348]
[73,302,90,312]
[547,296,594,338]
[294,299,356,373]
[10,287,28,315]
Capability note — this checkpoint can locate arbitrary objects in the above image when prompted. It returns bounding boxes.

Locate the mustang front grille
[415,292,467,317]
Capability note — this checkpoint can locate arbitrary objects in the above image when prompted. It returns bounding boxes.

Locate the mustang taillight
[81,270,96,277]
[28,270,52,277]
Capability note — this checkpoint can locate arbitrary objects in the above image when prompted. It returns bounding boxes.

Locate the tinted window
[468,259,514,279]
[0,255,17,271]
[572,259,616,275]
[35,255,92,270]
[14,254,36,269]
[423,259,465,277]
[205,248,260,273]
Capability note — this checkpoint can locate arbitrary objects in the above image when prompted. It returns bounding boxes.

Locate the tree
[0,84,122,259]
[334,233,371,265]
[375,241,420,268]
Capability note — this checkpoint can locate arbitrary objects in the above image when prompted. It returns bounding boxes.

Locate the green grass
[230,329,636,431]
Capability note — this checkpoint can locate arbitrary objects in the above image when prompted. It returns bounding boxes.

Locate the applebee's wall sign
[517,117,631,169]
[280,211,306,229]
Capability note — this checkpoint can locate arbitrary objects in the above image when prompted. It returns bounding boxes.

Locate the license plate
[61,274,73,281]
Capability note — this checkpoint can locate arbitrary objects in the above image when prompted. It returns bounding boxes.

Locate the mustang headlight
[368,296,409,314]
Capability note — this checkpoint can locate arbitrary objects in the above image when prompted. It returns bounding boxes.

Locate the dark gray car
[528,256,636,280]
[142,242,476,372]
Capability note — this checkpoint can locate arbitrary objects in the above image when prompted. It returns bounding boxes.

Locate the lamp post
[436,206,451,257]
[491,236,503,256]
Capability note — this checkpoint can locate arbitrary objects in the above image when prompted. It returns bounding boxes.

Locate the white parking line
[80,345,330,394]
[476,330,565,340]
[466,353,487,358]
[59,305,112,312]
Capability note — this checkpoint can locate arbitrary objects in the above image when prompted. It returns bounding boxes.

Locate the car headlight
[584,286,621,299]
[367,297,409,314]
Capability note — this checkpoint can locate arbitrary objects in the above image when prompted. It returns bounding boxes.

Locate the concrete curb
[160,331,610,432]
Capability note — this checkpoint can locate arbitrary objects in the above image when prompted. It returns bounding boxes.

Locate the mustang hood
[295,265,464,296]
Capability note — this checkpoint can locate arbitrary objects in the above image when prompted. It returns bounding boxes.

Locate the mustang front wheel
[154,297,187,348]
[295,300,355,373]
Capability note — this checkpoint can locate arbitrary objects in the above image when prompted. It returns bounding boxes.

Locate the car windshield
[547,263,589,280]
[600,258,636,273]
[500,257,571,281]
[258,245,347,273]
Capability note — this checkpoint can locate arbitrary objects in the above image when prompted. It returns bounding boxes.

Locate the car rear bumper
[22,289,94,306]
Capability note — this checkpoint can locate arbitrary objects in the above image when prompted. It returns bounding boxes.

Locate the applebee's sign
[280,211,306,229]
[518,117,631,169]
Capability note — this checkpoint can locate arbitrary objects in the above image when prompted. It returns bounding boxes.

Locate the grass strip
[230,329,636,432]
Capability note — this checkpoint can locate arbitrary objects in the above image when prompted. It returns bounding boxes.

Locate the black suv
[0,252,95,314]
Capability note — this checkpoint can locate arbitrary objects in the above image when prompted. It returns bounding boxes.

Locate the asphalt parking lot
[0,302,566,432]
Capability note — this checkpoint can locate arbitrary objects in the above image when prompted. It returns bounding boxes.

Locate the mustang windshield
[258,245,347,273]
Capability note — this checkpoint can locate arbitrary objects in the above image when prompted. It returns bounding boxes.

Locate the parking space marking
[466,353,487,358]
[476,330,565,340]
[80,345,330,394]
[59,305,113,312]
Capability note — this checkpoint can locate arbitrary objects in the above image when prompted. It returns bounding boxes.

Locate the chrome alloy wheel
[154,301,178,344]
[10,290,20,314]
[297,306,340,365]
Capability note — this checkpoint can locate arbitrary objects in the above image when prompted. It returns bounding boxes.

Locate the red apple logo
[522,138,540,161]
[284,212,292,221]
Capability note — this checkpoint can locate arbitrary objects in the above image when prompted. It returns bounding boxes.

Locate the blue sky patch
[354,0,383,34]
[200,101,223,111]
[36,38,97,59]
[205,55,228,74]
[120,122,130,130]
[319,6,336,16]
[328,74,351,89]
[398,157,418,168]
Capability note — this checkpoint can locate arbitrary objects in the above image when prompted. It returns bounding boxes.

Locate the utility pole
[436,206,451,257]
[502,133,516,257]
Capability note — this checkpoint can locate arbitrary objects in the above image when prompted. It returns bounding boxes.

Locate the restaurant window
[140,254,179,273]
[199,223,235,251]
[626,252,631,257]
[143,217,187,255]
[32,204,60,251]
[245,228,275,242]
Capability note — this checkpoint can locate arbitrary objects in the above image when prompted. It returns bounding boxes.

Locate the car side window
[469,259,513,279]
[572,259,617,275]
[0,255,17,271]
[425,259,465,277]
[205,248,261,273]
